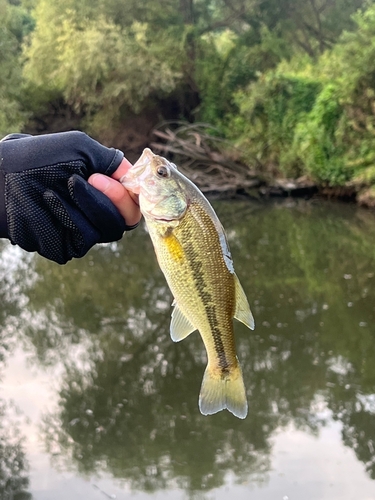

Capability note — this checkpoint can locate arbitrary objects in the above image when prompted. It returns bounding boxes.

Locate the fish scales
[121,148,255,419]
[150,201,237,372]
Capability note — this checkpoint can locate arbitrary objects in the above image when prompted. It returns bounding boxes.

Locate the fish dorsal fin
[170,303,197,342]
[234,274,255,330]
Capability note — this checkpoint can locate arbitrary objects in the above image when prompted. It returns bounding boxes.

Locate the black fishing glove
[0,131,135,264]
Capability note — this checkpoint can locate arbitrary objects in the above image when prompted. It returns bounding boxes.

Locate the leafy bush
[228,70,321,175]
[22,1,184,136]
[227,3,375,188]
[0,0,32,136]
[292,84,351,184]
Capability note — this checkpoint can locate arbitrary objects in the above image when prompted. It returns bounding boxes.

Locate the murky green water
[1,199,375,500]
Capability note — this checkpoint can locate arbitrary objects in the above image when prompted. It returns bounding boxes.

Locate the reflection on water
[0,199,375,499]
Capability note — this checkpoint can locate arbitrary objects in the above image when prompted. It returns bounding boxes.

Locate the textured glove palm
[0,131,134,264]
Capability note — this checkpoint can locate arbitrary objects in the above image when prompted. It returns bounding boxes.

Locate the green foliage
[1,0,375,192]
[229,70,321,175]
[210,0,365,57]
[20,0,366,135]
[194,25,294,129]
[298,4,375,185]
[292,84,351,184]
[22,3,183,135]
[194,33,233,124]
[0,0,32,135]
[227,2,375,187]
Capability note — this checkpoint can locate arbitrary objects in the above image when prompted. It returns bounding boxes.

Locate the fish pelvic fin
[170,303,196,342]
[234,274,255,330]
[198,362,248,419]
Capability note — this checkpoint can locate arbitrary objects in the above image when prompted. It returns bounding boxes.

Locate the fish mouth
[148,205,185,222]
[152,216,179,222]
[119,155,150,193]
[145,203,187,223]
[120,167,145,194]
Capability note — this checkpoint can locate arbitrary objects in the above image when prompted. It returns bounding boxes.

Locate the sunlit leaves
[23,3,182,133]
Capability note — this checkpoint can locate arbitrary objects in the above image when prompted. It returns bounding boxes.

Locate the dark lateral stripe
[183,236,229,371]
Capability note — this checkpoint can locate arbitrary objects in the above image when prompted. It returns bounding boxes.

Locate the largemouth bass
[121,148,254,419]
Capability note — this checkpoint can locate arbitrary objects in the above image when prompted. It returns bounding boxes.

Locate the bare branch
[151,122,262,194]
[308,0,324,53]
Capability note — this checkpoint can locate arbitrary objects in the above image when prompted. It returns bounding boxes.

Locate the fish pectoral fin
[234,274,255,330]
[170,304,196,342]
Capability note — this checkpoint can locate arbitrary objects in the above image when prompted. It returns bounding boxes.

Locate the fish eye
[156,166,170,178]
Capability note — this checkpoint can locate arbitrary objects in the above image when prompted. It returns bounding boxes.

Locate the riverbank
[149,123,374,209]
[23,115,375,209]
[204,176,362,206]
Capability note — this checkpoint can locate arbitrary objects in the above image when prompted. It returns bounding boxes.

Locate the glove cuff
[124,221,140,231]
[0,170,8,238]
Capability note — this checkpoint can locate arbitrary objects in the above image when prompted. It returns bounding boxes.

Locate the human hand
[0,131,141,264]
[88,158,141,228]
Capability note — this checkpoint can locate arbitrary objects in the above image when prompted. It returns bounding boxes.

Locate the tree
[22,1,183,137]
[0,0,33,135]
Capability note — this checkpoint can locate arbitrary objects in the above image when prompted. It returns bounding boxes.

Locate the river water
[0,198,375,500]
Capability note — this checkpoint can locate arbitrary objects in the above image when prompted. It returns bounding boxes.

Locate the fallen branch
[150,122,262,193]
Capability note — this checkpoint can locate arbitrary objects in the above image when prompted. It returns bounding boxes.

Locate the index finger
[111,157,139,205]
[111,157,133,181]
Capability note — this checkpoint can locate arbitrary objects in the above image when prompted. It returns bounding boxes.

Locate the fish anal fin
[170,303,196,342]
[198,362,248,419]
[234,274,255,330]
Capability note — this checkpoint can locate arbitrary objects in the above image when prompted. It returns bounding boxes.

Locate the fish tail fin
[198,362,248,419]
